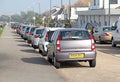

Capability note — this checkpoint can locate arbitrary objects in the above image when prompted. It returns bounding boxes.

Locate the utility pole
[50,0,51,19]
[32,7,36,26]
[108,0,111,26]
[39,2,41,16]
[103,0,104,9]
[49,0,52,26]
[69,0,71,27]
[61,0,63,8]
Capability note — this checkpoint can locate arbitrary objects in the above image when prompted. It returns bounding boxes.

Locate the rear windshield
[60,30,90,40]
[103,27,112,32]
[31,28,36,32]
[26,27,30,32]
[36,29,44,34]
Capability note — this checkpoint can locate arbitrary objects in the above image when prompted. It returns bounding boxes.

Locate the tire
[47,56,52,63]
[53,56,60,69]
[89,59,96,67]
[99,37,103,44]
[33,45,37,49]
[112,39,116,47]
[41,46,47,56]
[39,49,42,54]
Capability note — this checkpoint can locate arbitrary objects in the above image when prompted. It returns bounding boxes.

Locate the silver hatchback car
[47,28,97,68]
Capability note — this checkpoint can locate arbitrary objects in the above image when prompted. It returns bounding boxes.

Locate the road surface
[0,26,120,82]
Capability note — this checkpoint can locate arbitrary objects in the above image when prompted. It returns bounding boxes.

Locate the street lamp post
[108,0,111,26]
[39,2,41,16]
[61,0,63,8]
[69,0,71,27]
[50,0,51,19]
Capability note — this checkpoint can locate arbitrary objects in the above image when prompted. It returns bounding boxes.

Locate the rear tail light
[30,32,32,35]
[56,35,61,52]
[90,34,95,51]
[45,33,48,41]
[25,32,29,34]
[34,35,38,38]
[104,32,110,36]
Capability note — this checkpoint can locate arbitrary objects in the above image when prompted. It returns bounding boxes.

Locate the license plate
[69,53,84,58]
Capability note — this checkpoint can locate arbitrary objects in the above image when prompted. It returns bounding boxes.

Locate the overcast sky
[0,0,77,15]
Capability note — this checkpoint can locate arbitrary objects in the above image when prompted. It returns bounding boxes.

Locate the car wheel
[47,56,52,63]
[99,37,103,44]
[53,56,60,69]
[33,45,37,49]
[39,49,42,53]
[89,59,96,67]
[112,39,116,47]
[41,46,47,56]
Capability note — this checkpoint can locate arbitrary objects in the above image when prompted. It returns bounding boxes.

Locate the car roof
[44,27,65,31]
[55,28,86,31]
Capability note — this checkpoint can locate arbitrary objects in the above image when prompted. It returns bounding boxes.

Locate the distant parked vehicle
[47,28,97,68]
[22,26,31,40]
[93,26,114,43]
[20,24,29,37]
[111,17,120,47]
[31,27,45,49]
[38,27,64,56]
[81,22,98,34]
[23,26,33,40]
[27,27,37,44]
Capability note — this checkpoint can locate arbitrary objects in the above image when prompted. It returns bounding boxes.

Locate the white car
[31,27,45,49]
[38,27,64,56]
[112,18,120,47]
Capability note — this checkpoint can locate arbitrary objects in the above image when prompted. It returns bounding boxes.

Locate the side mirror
[111,26,117,30]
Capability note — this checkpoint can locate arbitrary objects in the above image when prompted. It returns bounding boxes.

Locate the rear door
[60,30,92,52]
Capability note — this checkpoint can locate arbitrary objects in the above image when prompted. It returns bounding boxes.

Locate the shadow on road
[96,44,120,55]
[21,49,38,54]
[14,37,22,39]
[60,62,90,68]
[15,39,25,42]
[18,44,30,47]
[21,57,51,65]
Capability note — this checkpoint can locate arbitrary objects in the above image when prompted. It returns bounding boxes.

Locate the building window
[105,21,107,26]
[110,0,118,4]
[99,22,101,26]
[94,0,96,5]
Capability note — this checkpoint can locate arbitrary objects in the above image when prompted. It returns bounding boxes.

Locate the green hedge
[0,27,4,37]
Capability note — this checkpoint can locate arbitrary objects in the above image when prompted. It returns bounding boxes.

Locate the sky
[0,0,77,15]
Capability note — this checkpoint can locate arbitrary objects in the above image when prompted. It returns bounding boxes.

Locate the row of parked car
[13,24,97,68]
[82,18,120,47]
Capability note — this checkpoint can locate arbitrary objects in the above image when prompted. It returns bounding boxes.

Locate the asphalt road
[0,26,66,82]
[0,26,120,82]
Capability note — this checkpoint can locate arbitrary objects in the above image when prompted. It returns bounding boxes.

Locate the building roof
[77,9,120,16]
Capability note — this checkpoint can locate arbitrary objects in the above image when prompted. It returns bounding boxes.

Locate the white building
[77,0,120,27]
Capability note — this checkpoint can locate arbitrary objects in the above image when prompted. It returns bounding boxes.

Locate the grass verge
[0,27,4,37]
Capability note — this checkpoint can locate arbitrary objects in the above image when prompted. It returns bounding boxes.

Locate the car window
[60,30,90,40]
[26,27,30,32]
[36,29,44,34]
[103,27,112,32]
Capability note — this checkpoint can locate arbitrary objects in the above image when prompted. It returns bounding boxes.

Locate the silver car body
[47,28,96,68]
[93,26,113,43]
[38,27,64,55]
[31,27,45,48]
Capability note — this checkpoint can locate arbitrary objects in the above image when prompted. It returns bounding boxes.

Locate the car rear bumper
[55,51,96,62]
